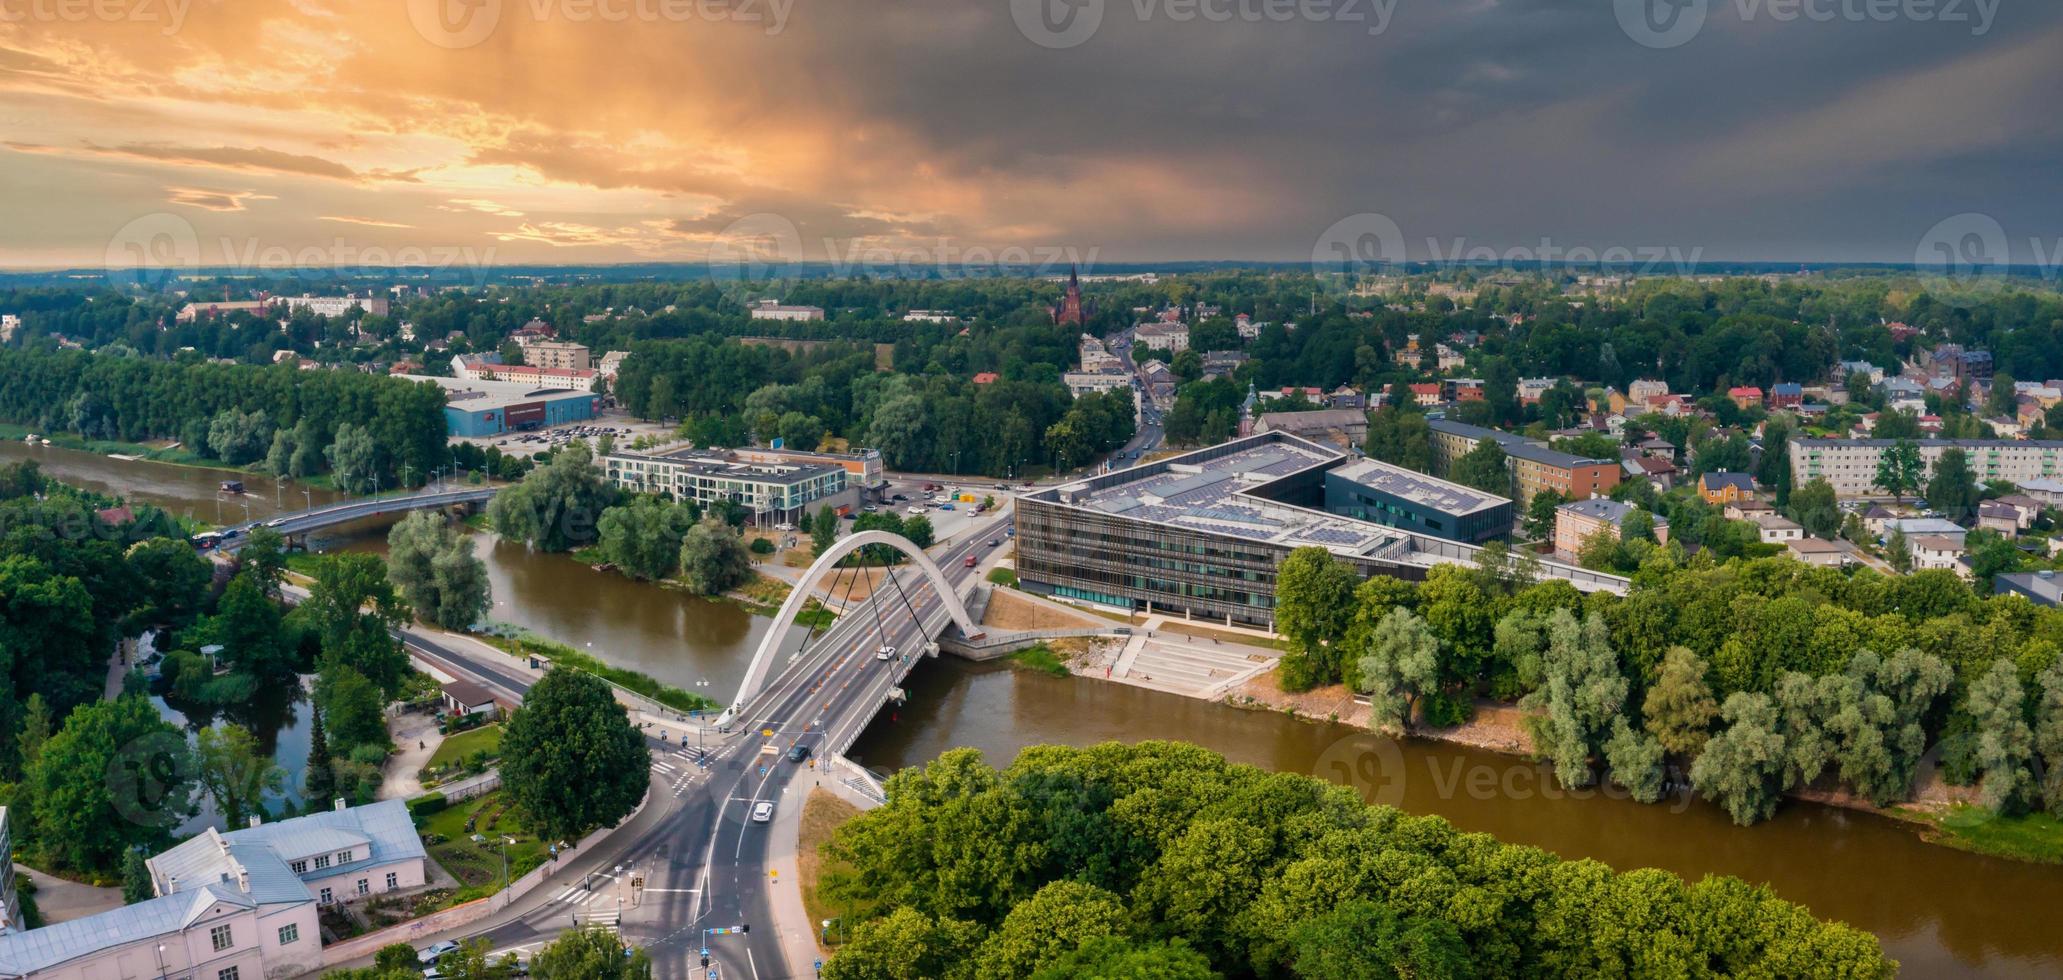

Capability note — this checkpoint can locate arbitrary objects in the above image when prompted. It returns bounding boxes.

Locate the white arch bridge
[716,529,983,726]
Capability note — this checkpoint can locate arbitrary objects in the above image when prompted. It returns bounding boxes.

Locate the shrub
[408,793,448,818]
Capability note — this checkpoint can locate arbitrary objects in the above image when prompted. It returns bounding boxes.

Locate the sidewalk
[14,864,122,925]
[380,710,443,800]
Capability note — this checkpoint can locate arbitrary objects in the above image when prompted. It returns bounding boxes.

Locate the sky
[1,0,2059,271]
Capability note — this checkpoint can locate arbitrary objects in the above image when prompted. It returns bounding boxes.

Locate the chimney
[334,798,347,812]
[248,815,262,829]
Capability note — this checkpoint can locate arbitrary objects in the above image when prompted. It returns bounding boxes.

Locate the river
[10,441,2060,976]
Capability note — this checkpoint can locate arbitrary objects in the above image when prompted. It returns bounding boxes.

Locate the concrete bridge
[215,485,499,549]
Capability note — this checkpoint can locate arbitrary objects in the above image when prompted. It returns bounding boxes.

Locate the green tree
[121,846,153,904]
[1520,610,1628,788]
[823,907,980,980]
[531,928,649,979]
[1691,692,1788,826]
[778,411,826,452]
[2036,656,2063,816]
[1362,405,1433,473]
[1273,548,1358,690]
[1873,438,1923,502]
[1030,936,1216,980]
[206,407,272,466]
[1450,438,1510,497]
[1885,527,1913,574]
[315,665,390,759]
[1287,900,1470,980]
[489,441,613,553]
[27,696,195,871]
[501,669,649,841]
[326,421,380,493]
[305,705,334,804]
[1925,446,1978,521]
[236,526,289,595]
[1968,657,2035,812]
[811,504,842,558]
[304,554,410,692]
[677,518,752,595]
[1822,650,1952,806]
[902,515,936,550]
[1643,647,1718,758]
[124,537,213,631]
[1523,488,1566,541]
[973,880,1128,980]
[195,724,285,829]
[1354,607,1441,733]
[597,498,689,581]
[386,511,491,629]
[204,570,289,677]
[1786,478,1840,539]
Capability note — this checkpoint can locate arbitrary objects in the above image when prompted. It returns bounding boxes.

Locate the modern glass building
[1016,432,1624,628]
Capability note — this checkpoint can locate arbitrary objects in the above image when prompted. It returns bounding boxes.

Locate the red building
[1051,265,1088,327]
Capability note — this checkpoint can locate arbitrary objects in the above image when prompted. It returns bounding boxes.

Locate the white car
[750,801,774,823]
[264,518,287,528]
[876,645,895,661]
[773,522,796,532]
[905,505,927,515]
[419,940,461,965]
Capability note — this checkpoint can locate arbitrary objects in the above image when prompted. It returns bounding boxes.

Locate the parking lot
[454,409,677,459]
[868,477,1022,545]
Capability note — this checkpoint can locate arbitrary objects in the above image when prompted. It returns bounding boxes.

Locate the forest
[820,741,1892,979]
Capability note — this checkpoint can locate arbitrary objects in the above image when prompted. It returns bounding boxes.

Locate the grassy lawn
[800,789,869,948]
[427,724,503,771]
[419,791,552,897]
[1919,805,2063,864]
[478,631,719,713]
[1006,643,1071,677]
[986,566,1018,588]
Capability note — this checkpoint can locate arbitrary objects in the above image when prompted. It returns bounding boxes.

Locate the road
[390,514,1013,979]
[211,485,498,545]
[1108,327,1166,469]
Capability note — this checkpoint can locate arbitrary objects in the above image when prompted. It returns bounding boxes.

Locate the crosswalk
[544,871,629,913]
[651,752,711,798]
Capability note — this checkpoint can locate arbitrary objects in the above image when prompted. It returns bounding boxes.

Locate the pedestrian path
[1106,622,1279,698]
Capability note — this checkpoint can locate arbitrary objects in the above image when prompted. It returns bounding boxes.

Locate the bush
[749,537,776,555]
[408,793,448,818]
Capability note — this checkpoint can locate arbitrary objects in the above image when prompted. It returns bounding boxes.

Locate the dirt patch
[800,788,863,951]
[981,588,1106,631]
[1228,668,1533,754]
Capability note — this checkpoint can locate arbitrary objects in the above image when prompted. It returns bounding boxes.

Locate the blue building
[1321,457,1513,543]
[410,376,602,437]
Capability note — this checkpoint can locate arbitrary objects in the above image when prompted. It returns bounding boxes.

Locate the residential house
[1407,383,1443,408]
[1838,360,1884,385]
[1995,570,2063,607]
[1554,499,1668,556]
[1977,501,2023,535]
[1752,513,1805,545]
[1627,379,1669,403]
[1518,378,1556,405]
[1723,498,1775,521]
[1134,321,1190,353]
[1728,386,1765,410]
[1787,538,1855,568]
[1909,535,1968,576]
[1698,472,1756,505]
[1992,493,2045,529]
[441,679,503,719]
[1882,518,1967,547]
[1624,455,1677,491]
[1327,386,1365,410]
[1451,379,1484,403]
[1769,383,1803,409]
[1435,344,1467,372]
[1635,436,1675,460]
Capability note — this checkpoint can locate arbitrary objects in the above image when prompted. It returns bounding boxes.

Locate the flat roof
[1795,438,2063,449]
[405,374,594,413]
[1329,458,1509,517]
[1048,438,1404,555]
[608,448,842,486]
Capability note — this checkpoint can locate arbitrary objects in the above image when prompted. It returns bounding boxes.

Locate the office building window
[210,924,233,951]
[313,855,331,870]
[289,860,307,874]
[278,924,299,945]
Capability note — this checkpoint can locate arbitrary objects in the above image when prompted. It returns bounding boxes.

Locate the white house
[0,802,427,980]
[1752,513,1805,545]
[1909,535,1968,576]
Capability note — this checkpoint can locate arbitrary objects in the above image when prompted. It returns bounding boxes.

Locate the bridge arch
[720,530,977,721]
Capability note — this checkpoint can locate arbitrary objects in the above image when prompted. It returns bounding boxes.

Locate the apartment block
[1790,439,2063,497]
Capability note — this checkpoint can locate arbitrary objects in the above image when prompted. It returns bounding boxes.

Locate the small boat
[219,480,246,494]
[22,434,36,444]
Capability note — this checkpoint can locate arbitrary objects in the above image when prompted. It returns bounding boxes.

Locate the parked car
[988,538,1001,547]
[751,801,774,823]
